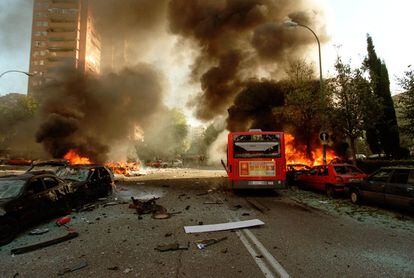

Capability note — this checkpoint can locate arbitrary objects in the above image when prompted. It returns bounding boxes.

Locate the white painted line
[236,229,276,278]
[243,228,290,278]
[184,219,264,233]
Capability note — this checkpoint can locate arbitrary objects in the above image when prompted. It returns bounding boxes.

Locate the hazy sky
[0,0,413,96]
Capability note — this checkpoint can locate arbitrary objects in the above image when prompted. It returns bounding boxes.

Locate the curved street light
[0,70,34,78]
[283,19,327,164]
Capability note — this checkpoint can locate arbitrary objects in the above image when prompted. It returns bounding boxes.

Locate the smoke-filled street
[1,168,413,277]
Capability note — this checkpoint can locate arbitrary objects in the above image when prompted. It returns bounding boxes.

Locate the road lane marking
[243,228,290,278]
[217,193,290,278]
[236,229,276,278]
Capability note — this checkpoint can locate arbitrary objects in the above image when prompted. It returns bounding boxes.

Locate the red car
[297,163,367,197]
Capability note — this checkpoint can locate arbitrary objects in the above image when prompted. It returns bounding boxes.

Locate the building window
[39,60,45,65]
[35,21,48,27]
[35,41,46,47]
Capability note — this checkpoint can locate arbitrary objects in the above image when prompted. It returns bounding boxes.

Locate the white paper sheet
[184,219,265,234]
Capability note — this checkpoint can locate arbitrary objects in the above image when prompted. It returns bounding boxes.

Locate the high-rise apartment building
[28,0,101,96]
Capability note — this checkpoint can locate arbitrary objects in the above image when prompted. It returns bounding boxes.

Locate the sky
[0,0,413,97]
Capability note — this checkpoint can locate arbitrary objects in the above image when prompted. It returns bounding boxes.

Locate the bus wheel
[326,185,336,198]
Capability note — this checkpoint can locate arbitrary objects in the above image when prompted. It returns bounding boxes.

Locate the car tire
[0,217,18,246]
[326,185,336,198]
[350,190,361,205]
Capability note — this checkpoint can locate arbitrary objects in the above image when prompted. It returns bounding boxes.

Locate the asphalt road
[1,168,413,277]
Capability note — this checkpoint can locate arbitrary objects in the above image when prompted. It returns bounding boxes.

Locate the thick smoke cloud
[91,0,169,71]
[35,65,164,163]
[227,80,285,131]
[168,0,327,123]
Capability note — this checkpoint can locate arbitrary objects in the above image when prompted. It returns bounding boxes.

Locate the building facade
[28,0,101,96]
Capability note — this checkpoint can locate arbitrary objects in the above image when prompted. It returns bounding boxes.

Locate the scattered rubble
[57,259,88,276]
[155,242,189,252]
[195,237,228,250]
[130,197,172,220]
[29,228,49,236]
[11,231,79,255]
[184,219,265,234]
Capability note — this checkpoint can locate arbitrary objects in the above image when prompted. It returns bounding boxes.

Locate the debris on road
[56,216,71,227]
[184,219,265,234]
[203,201,223,205]
[107,266,119,271]
[11,231,79,255]
[29,228,49,235]
[103,202,118,207]
[57,259,88,276]
[195,236,228,250]
[155,242,189,252]
[78,204,96,212]
[130,197,172,220]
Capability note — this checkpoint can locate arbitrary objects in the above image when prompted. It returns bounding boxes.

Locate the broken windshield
[334,166,363,175]
[0,179,26,199]
[56,168,90,182]
[233,134,280,158]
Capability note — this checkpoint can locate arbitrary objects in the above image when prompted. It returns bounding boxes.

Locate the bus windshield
[233,134,280,158]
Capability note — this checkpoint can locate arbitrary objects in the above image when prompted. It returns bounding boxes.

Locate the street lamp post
[0,70,34,78]
[283,19,327,165]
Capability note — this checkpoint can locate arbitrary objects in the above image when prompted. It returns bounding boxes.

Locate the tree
[285,60,324,159]
[0,94,38,149]
[364,34,400,157]
[397,66,414,137]
[329,57,378,163]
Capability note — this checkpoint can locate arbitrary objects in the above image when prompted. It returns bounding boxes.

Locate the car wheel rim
[351,193,357,203]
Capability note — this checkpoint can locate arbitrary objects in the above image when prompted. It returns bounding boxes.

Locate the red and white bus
[222,130,287,189]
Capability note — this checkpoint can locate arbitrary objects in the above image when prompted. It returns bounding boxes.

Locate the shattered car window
[56,168,90,182]
[334,166,362,175]
[0,179,26,199]
[28,165,63,173]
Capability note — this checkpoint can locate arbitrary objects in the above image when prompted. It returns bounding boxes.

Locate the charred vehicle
[286,164,311,186]
[0,172,75,246]
[56,165,114,202]
[26,159,68,174]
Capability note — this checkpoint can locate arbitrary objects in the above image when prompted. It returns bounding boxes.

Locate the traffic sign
[319,132,329,144]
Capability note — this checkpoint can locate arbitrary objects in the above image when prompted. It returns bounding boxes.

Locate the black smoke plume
[168,0,328,123]
[35,65,164,163]
[227,80,285,131]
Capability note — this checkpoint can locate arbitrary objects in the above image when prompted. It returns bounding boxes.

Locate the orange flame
[63,149,92,165]
[105,161,141,176]
[285,134,337,166]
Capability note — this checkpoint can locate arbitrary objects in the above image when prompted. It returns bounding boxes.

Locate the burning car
[56,165,114,202]
[297,163,367,197]
[286,164,311,186]
[0,172,75,246]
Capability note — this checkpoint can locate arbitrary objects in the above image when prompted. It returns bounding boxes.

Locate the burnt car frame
[26,159,68,174]
[56,165,114,203]
[0,172,75,246]
[347,166,414,209]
